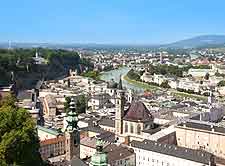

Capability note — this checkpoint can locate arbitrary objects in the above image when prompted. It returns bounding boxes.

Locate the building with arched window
[125,122,128,133]
[137,124,141,135]
[115,88,155,142]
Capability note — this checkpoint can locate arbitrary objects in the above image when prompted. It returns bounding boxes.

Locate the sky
[1,0,225,44]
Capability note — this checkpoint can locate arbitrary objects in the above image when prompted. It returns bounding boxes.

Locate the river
[100,67,144,92]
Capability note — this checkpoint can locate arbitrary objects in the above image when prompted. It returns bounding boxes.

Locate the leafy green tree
[64,97,71,113]
[204,73,210,80]
[64,95,86,114]
[0,95,44,166]
[76,95,87,114]
[146,64,189,77]
[0,48,92,88]
[160,80,170,88]
[127,69,140,81]
[81,71,101,80]
[215,71,225,77]
[217,80,225,87]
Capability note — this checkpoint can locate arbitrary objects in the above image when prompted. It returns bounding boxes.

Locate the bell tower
[65,98,80,161]
[115,76,125,135]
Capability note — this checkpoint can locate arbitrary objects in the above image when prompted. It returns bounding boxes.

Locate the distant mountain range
[163,35,225,48]
[1,35,225,49]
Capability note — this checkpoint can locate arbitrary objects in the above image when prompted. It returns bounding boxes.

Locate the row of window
[124,122,141,135]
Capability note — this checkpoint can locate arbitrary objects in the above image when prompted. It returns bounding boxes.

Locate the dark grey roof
[142,124,161,134]
[97,131,115,143]
[71,156,88,166]
[130,140,213,165]
[103,100,114,108]
[81,126,106,134]
[91,93,111,100]
[214,126,225,133]
[104,144,134,163]
[99,118,115,127]
[190,114,201,120]
[17,90,31,100]
[177,121,225,134]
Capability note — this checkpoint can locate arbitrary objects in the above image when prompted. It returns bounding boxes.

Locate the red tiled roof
[40,136,65,146]
[124,101,153,122]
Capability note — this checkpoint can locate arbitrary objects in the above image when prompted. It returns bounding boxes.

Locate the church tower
[208,86,214,106]
[65,98,80,161]
[115,76,125,135]
[128,89,134,103]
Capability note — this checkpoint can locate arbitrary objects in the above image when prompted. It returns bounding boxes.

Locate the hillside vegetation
[0,48,93,89]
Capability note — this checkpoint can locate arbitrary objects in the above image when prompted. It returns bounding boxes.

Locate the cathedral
[115,79,155,143]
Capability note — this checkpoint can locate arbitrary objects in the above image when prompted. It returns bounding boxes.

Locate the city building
[130,139,215,166]
[115,82,156,143]
[176,120,225,158]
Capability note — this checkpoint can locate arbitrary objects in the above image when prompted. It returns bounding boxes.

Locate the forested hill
[0,48,93,89]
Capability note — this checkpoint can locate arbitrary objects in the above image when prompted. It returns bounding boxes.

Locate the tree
[0,95,44,166]
[64,95,86,114]
[160,80,170,89]
[64,97,71,113]
[127,69,140,81]
[76,95,87,114]
[81,71,101,80]
[204,73,210,80]
[217,80,225,87]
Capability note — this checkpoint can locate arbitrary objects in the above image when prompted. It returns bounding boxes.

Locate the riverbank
[171,91,207,101]
[124,74,207,101]
[123,75,161,91]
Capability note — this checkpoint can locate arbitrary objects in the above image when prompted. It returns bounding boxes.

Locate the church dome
[90,153,108,166]
[90,139,108,166]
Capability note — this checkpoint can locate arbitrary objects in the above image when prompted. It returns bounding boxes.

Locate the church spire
[208,86,214,105]
[118,75,123,90]
[65,98,80,161]
[66,98,78,131]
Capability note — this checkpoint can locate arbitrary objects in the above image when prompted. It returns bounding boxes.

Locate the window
[130,124,134,133]
[125,122,128,133]
[137,124,141,135]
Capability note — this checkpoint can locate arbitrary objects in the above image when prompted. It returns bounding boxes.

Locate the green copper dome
[90,153,108,166]
[90,139,108,166]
